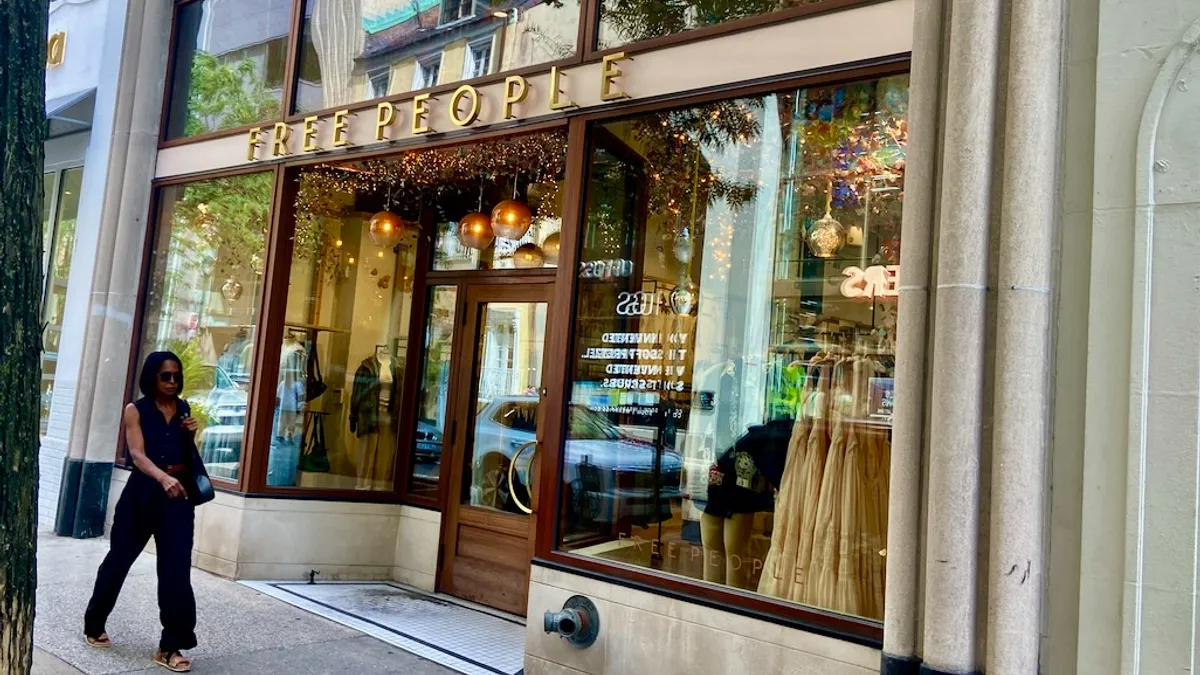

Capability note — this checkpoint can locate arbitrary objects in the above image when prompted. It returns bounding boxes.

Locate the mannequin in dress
[350,345,398,489]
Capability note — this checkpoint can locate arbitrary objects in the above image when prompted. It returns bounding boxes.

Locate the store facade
[86,0,917,672]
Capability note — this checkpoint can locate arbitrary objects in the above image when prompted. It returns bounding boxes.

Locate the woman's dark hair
[138,351,184,398]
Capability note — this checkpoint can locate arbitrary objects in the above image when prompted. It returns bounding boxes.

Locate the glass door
[440,283,551,615]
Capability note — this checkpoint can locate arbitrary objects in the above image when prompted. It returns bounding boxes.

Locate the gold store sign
[47,32,67,67]
[247,52,632,161]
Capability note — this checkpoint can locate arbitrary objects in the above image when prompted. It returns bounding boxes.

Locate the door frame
[436,280,555,611]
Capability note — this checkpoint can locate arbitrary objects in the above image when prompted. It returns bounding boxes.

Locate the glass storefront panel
[164,0,291,140]
[410,285,458,500]
[461,301,547,513]
[265,186,418,491]
[40,168,82,435]
[294,0,581,114]
[278,130,565,492]
[139,172,273,481]
[558,75,909,621]
[598,0,832,49]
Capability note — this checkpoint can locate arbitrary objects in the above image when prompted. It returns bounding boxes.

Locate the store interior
[560,75,908,622]
[262,131,568,492]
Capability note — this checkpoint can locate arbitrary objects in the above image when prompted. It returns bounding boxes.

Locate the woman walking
[84,351,210,672]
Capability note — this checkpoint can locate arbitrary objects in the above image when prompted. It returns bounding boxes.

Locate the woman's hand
[159,474,186,499]
[182,417,199,433]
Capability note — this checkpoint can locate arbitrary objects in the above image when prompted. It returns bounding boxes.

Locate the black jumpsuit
[84,396,198,654]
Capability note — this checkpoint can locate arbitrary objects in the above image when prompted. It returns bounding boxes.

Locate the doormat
[241,581,525,675]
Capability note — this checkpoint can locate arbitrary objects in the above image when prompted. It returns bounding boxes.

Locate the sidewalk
[32,532,455,675]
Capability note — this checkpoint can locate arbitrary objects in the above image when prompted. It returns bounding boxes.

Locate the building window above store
[164,0,290,140]
[557,73,909,628]
[293,0,580,115]
[597,0,838,49]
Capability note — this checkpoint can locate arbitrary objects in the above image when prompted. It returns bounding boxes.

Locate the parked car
[465,396,682,525]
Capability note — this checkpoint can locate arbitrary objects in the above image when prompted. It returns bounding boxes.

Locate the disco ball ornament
[491,199,533,240]
[541,232,561,264]
[458,213,495,250]
[807,213,846,259]
[513,243,546,269]
[368,211,404,247]
[670,286,696,316]
[221,278,243,302]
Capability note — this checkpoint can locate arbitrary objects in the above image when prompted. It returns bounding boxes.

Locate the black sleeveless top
[130,396,191,473]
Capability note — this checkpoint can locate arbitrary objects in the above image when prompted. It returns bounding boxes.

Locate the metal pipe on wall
[986,0,1064,671]
[881,0,946,671]
[921,0,1004,670]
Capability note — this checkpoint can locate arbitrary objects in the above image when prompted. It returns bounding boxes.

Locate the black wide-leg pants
[84,480,197,653]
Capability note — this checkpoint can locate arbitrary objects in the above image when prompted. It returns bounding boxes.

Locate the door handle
[508,440,537,515]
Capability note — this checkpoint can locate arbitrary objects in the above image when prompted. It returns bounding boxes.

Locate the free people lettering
[247,53,632,161]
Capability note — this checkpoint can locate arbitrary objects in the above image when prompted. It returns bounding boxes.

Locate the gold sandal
[84,633,111,648]
[153,650,192,673]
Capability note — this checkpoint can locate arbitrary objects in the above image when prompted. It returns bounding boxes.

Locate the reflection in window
[598,0,832,49]
[367,66,393,99]
[266,178,418,491]
[463,38,494,80]
[165,0,289,139]
[295,0,580,114]
[413,56,442,90]
[559,76,909,622]
[139,172,273,481]
[410,286,458,500]
[40,168,83,435]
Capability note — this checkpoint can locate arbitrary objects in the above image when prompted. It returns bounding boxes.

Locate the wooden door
[439,283,552,615]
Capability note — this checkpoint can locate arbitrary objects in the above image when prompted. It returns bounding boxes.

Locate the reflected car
[467,396,682,525]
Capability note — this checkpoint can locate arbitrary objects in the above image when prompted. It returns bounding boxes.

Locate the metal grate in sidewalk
[242,581,525,675]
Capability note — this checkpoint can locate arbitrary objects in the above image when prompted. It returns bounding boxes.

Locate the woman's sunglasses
[158,372,182,384]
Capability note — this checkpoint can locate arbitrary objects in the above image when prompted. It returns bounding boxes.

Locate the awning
[45,88,95,138]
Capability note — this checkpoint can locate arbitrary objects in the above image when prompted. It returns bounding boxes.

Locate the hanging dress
[757,374,812,598]
[804,360,852,610]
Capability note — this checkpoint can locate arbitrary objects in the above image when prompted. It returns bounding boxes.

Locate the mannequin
[350,345,399,489]
[701,419,791,589]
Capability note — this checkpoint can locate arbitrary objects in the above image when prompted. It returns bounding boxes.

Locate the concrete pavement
[32,532,455,675]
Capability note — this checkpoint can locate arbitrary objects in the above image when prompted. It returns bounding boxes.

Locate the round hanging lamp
[368,210,404,247]
[458,213,495,250]
[221,278,244,302]
[807,182,846,259]
[541,232,561,264]
[491,199,533,240]
[513,243,545,269]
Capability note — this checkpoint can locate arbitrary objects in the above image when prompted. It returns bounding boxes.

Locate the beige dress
[758,364,830,602]
[805,360,852,610]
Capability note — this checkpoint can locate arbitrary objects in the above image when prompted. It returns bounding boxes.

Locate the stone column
[985,0,1063,672]
[921,0,1004,671]
[54,0,172,538]
[881,0,944,672]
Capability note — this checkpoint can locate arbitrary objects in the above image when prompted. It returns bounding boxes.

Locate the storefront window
[558,75,909,622]
[410,286,457,500]
[139,172,273,481]
[265,186,417,492]
[165,0,290,139]
[294,0,581,114]
[41,168,82,435]
[598,0,832,49]
[426,133,566,272]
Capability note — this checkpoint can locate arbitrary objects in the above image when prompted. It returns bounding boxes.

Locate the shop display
[560,75,908,622]
[350,346,401,490]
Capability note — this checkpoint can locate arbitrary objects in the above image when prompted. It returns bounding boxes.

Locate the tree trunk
[0,1,47,673]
